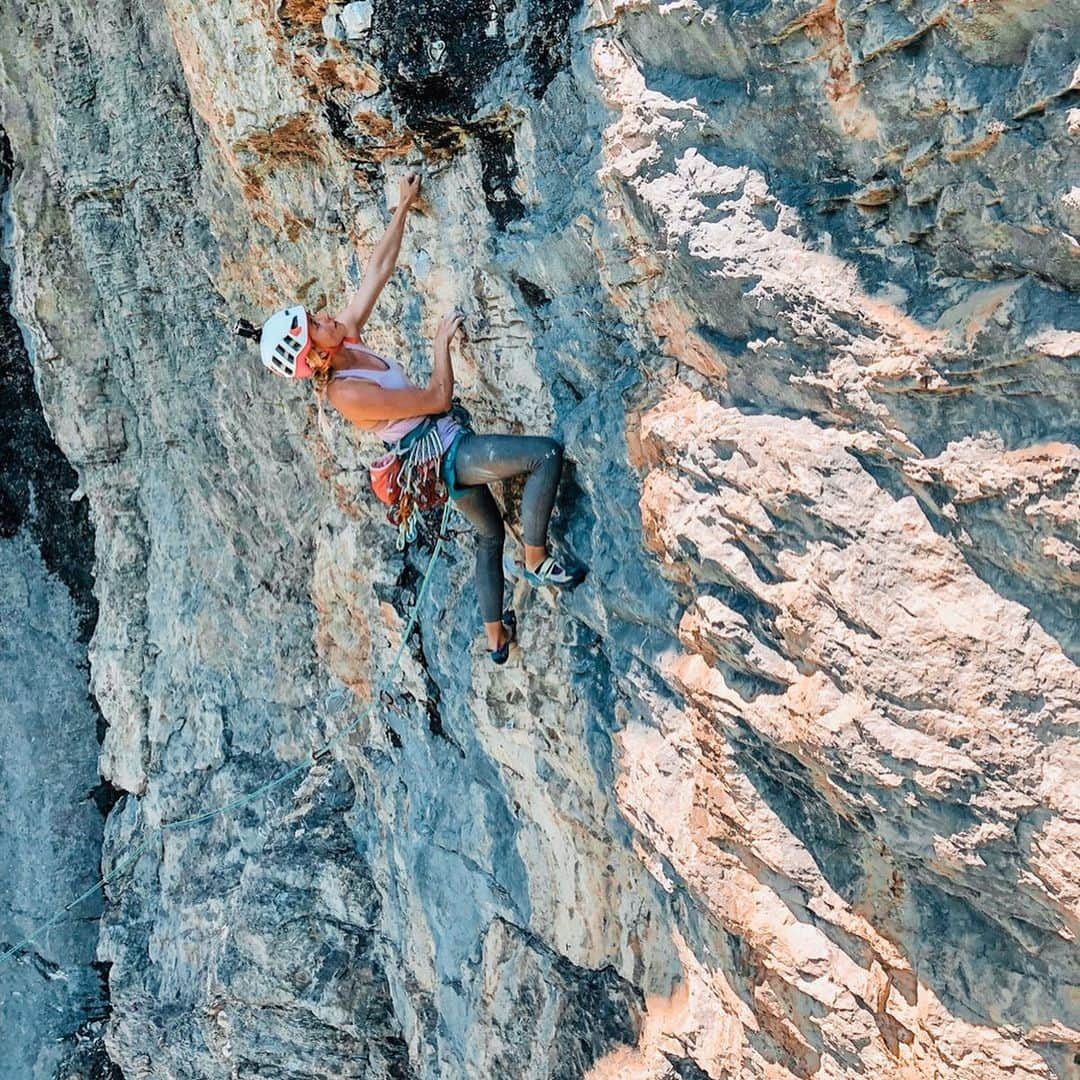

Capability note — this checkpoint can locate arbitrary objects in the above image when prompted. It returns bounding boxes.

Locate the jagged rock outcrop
[0,1,1077,1077]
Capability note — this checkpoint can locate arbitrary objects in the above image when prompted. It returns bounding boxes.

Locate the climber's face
[308,311,347,352]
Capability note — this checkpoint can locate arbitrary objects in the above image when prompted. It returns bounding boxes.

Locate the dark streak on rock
[473,122,526,229]
[733,718,872,903]
[491,916,644,1079]
[511,271,552,310]
[374,0,576,127]
[663,1050,720,1079]
[88,779,122,819]
[322,95,355,146]
[369,0,577,228]
[0,127,98,645]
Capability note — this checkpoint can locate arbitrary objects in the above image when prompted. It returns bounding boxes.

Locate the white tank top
[332,339,460,448]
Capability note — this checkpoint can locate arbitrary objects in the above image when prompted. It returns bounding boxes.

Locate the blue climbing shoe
[523,555,586,590]
[490,609,517,665]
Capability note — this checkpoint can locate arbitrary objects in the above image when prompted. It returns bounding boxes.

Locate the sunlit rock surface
[0,0,1077,1076]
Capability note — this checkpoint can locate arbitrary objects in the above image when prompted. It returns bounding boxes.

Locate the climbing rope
[1,501,453,967]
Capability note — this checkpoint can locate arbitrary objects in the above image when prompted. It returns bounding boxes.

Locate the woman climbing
[238,171,584,664]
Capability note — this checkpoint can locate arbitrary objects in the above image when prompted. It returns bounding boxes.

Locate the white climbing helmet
[259,305,314,378]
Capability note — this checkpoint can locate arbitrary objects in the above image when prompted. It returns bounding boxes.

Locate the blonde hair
[309,345,333,396]
[303,308,335,396]
[306,320,337,445]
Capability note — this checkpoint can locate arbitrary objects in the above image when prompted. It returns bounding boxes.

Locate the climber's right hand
[435,309,466,346]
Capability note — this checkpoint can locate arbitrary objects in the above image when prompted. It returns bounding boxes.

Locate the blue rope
[2,502,452,966]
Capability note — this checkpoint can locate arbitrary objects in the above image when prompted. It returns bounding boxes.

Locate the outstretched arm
[339,172,422,336]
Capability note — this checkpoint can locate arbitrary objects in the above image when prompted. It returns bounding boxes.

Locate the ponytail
[309,346,333,396]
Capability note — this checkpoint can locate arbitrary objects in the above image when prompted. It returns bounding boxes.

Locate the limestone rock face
[1,1,1078,1077]
[0,152,113,1077]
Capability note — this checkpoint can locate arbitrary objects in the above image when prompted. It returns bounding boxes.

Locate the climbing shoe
[523,555,586,590]
[489,609,517,665]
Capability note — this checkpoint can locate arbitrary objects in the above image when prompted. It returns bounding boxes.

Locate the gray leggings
[450,434,563,623]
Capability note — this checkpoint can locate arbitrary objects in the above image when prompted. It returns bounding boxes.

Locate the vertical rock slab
[0,0,1077,1077]
[0,142,116,1078]
[0,538,111,1078]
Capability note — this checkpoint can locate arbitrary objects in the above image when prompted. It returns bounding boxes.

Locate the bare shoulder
[325,377,379,430]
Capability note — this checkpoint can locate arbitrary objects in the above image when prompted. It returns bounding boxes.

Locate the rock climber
[237,171,584,664]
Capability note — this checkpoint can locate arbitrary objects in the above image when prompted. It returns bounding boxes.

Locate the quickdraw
[377,421,448,549]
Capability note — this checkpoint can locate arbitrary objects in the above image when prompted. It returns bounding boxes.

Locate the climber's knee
[540,439,563,469]
[476,515,505,552]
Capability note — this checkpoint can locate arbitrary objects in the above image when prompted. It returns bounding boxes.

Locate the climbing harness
[371,402,475,549]
[374,418,449,549]
[1,500,453,968]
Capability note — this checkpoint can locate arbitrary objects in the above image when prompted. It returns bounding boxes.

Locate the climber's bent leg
[452,481,508,645]
[451,434,563,564]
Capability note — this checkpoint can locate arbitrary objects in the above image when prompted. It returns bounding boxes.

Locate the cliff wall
[0,1,1077,1077]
